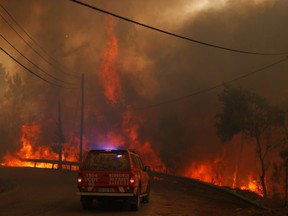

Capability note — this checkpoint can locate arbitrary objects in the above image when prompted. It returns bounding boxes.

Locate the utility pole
[57,101,65,170]
[79,74,84,166]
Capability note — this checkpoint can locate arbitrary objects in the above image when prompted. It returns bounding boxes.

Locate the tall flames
[98,16,123,106]
[97,16,165,171]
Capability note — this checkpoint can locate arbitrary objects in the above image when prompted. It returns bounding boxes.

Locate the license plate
[98,188,115,193]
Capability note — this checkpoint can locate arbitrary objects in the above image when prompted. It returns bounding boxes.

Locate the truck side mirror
[143,166,151,172]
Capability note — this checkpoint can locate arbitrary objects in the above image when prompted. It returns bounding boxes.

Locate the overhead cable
[0,3,77,76]
[69,0,288,56]
[0,33,75,86]
[0,11,76,77]
[135,56,288,110]
[0,47,79,89]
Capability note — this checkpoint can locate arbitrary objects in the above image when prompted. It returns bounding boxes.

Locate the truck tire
[131,187,141,211]
[81,196,92,210]
[142,182,150,203]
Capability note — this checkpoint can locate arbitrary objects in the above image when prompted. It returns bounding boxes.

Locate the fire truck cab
[77,149,150,211]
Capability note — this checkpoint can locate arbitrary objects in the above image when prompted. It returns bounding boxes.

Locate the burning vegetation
[1,122,79,170]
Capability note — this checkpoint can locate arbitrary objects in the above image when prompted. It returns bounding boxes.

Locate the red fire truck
[77,149,150,211]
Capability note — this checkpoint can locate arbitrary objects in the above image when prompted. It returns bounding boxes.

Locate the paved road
[0,167,254,216]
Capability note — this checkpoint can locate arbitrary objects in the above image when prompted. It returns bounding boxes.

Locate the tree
[0,70,25,155]
[0,65,11,158]
[278,123,288,206]
[280,148,288,206]
[215,85,285,198]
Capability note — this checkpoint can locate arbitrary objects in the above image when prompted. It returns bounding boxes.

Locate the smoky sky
[0,0,288,170]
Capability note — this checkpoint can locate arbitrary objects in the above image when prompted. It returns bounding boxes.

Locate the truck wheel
[142,183,150,203]
[131,187,141,211]
[81,196,92,210]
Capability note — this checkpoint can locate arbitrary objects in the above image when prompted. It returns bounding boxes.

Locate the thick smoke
[0,0,288,173]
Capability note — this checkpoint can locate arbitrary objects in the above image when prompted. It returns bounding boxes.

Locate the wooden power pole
[57,101,65,170]
[79,74,84,166]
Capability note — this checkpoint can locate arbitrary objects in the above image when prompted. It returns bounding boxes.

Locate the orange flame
[98,16,123,106]
[184,157,225,185]
[1,123,79,170]
[184,158,263,197]
[122,109,166,171]
[240,175,263,196]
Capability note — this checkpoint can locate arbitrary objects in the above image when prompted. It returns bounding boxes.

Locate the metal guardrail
[19,157,79,170]
[150,171,267,209]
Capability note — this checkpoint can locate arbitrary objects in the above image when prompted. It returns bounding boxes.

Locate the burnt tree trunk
[256,135,267,198]
[285,158,288,207]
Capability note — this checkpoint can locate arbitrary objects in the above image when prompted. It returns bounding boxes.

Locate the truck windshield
[82,152,130,171]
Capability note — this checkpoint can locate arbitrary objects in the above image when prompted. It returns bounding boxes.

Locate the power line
[0,33,75,86]
[0,47,79,89]
[69,0,288,56]
[135,56,288,110]
[0,10,76,78]
[0,3,77,76]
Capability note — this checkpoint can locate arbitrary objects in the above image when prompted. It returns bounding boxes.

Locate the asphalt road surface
[0,167,261,216]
